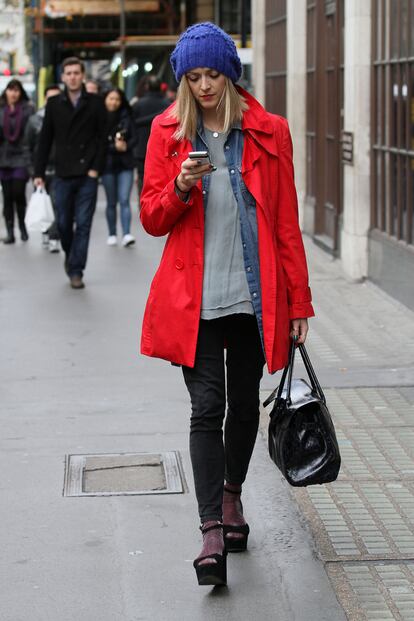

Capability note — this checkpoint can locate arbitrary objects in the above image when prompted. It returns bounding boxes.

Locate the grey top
[201,127,253,320]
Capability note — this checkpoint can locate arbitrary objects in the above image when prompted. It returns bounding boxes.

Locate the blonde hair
[168,75,249,141]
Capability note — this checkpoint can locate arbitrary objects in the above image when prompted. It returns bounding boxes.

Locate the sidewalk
[261,239,414,620]
[1,188,413,620]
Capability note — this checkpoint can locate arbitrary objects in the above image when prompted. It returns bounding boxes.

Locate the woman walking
[102,88,136,247]
[0,79,33,244]
[140,23,314,586]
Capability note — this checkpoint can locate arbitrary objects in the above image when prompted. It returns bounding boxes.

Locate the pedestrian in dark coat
[131,75,169,194]
[0,79,34,244]
[140,23,314,586]
[102,88,136,247]
[34,57,107,289]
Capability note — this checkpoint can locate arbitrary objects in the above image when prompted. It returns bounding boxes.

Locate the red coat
[140,88,314,374]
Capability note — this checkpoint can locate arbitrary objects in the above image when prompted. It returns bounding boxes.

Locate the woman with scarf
[0,79,34,244]
[102,88,136,247]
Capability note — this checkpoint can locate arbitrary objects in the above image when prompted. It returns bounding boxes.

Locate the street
[1,186,414,620]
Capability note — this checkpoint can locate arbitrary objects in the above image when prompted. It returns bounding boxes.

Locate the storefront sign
[44,1,159,16]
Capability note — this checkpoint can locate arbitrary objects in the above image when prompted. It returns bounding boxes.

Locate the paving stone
[327,562,414,620]
[263,380,414,619]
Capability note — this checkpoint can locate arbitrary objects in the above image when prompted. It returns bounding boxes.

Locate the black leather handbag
[263,341,341,487]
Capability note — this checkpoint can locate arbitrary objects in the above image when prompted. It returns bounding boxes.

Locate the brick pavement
[261,239,414,620]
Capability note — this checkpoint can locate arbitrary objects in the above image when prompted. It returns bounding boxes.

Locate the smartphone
[188,150,216,171]
[189,150,211,164]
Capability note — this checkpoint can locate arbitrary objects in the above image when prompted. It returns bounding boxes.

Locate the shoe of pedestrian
[193,522,227,586]
[223,485,250,552]
[107,235,117,246]
[3,222,15,244]
[3,232,15,244]
[122,233,135,247]
[70,275,85,290]
[20,224,29,242]
[49,239,60,253]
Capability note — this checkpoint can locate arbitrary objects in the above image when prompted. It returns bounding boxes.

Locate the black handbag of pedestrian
[263,341,341,487]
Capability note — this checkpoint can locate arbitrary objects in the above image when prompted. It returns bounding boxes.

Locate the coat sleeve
[91,97,108,174]
[140,120,193,237]
[23,116,37,175]
[34,101,54,178]
[124,114,138,153]
[276,118,315,319]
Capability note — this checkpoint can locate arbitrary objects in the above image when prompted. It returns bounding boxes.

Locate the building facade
[0,0,29,73]
[32,0,252,98]
[253,0,414,310]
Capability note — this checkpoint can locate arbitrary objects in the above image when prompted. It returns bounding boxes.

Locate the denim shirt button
[252,292,258,298]
[230,169,235,174]
[225,145,230,150]
[247,266,252,272]
[202,190,206,195]
[243,243,246,249]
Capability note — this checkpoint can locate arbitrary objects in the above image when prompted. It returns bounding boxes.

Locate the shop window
[372,0,414,245]
[306,1,317,197]
[219,0,251,35]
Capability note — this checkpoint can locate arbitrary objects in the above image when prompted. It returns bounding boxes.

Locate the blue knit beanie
[170,22,242,84]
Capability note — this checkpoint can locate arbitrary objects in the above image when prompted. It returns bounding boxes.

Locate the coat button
[175,259,184,270]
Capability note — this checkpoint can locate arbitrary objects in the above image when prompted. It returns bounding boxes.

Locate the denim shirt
[195,120,264,343]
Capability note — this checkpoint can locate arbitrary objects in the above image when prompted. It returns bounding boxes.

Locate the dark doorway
[306,0,344,253]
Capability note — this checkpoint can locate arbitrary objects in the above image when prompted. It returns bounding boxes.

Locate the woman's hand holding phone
[176,151,215,194]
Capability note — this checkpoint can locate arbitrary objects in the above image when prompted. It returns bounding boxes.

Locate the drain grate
[63,451,185,497]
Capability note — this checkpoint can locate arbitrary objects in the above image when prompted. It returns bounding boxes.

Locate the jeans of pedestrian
[101,169,134,236]
[54,175,98,277]
[182,314,265,523]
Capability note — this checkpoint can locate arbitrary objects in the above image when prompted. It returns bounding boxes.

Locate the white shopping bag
[25,187,55,232]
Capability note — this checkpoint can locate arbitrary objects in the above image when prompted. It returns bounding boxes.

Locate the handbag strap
[262,339,326,408]
[285,339,296,406]
[297,343,326,404]
[263,339,295,408]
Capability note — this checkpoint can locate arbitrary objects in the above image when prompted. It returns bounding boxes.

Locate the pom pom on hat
[170,22,242,83]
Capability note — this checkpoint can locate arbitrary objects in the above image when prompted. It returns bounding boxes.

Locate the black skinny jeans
[182,314,265,523]
[1,178,27,229]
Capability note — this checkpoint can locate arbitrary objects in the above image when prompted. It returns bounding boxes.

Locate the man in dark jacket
[34,57,107,289]
[131,75,169,196]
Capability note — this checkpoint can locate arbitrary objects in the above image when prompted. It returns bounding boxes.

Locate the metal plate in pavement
[63,451,185,497]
